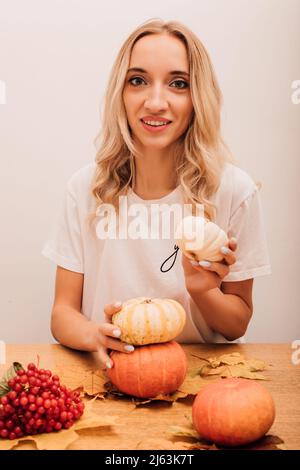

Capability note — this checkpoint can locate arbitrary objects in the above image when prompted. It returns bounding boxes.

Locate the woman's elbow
[50,308,61,343]
[224,309,253,341]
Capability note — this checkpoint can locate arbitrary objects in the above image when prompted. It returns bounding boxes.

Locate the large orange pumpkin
[107,341,187,398]
[192,378,276,447]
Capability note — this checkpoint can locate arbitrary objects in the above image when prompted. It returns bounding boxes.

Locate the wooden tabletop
[1,343,299,450]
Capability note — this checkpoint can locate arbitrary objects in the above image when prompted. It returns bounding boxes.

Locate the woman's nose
[144,84,168,110]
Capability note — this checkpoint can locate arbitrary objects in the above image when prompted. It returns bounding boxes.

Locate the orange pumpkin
[192,378,276,447]
[107,341,187,398]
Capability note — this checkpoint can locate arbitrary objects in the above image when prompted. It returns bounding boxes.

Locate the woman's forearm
[51,305,99,352]
[187,287,252,341]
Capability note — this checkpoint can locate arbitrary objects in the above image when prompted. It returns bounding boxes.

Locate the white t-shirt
[42,161,271,343]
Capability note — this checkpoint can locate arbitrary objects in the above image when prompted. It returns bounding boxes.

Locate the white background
[0,0,299,343]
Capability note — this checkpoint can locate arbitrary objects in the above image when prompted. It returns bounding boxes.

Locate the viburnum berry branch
[0,361,85,440]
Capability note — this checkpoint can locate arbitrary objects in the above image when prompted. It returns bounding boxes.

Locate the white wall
[0,0,299,343]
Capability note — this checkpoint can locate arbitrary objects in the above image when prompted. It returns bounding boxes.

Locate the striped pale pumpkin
[107,341,187,398]
[112,297,186,345]
[175,215,228,262]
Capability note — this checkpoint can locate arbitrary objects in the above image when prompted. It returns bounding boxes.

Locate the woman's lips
[140,119,172,133]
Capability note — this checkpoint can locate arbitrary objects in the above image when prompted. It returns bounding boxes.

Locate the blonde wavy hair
[90,18,236,224]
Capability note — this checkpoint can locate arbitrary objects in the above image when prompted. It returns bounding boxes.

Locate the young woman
[42,19,271,369]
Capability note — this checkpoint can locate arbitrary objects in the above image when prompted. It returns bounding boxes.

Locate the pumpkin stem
[142,299,152,304]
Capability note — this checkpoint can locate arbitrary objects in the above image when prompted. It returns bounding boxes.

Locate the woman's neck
[132,148,177,200]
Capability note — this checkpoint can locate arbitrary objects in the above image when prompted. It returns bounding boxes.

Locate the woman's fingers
[98,324,134,353]
[96,322,135,370]
[218,247,236,266]
[98,346,113,370]
[228,237,238,251]
[102,305,134,351]
[97,301,133,370]
[96,334,135,370]
[104,301,123,322]
[189,258,230,279]
[195,236,238,277]
[198,260,230,279]
[98,332,134,354]
[218,237,237,265]
[100,321,122,339]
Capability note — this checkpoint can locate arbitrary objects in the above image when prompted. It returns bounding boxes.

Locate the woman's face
[123,33,194,151]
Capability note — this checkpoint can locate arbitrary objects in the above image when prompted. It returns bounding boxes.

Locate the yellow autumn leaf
[55,366,92,390]
[200,365,227,377]
[168,425,285,451]
[218,353,246,366]
[219,365,267,380]
[56,365,108,398]
[136,438,197,450]
[178,369,208,395]
[195,353,268,380]
[246,358,267,372]
[207,357,221,368]
[27,428,79,450]
[168,425,199,439]
[133,390,189,406]
[81,370,107,397]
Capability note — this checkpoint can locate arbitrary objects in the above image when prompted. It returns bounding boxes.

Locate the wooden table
[1,344,299,450]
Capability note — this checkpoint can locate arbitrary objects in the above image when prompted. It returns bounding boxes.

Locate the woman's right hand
[95,301,135,369]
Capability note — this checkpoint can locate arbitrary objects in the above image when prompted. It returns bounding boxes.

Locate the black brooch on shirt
[160,244,179,273]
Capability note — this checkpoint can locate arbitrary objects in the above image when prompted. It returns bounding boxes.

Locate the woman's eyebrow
[127,67,190,77]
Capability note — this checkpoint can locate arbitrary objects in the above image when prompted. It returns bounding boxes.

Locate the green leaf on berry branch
[0,362,23,397]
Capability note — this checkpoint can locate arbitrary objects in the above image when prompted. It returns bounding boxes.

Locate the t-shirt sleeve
[222,185,272,282]
[41,181,84,273]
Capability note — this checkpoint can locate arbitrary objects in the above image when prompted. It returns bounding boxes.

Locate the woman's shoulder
[66,162,96,197]
[213,162,259,217]
[221,162,258,201]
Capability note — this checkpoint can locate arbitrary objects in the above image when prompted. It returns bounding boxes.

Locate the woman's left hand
[182,237,238,295]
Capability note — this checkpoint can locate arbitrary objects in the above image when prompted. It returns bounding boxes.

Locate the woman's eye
[128,77,145,86]
[171,80,189,89]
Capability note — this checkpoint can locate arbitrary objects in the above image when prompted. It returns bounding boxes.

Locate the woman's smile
[140,119,172,133]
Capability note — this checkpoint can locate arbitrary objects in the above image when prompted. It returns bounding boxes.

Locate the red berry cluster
[0,363,84,440]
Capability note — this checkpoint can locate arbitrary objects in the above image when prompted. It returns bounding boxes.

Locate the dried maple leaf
[194,353,268,381]
[209,358,222,368]
[136,438,203,450]
[104,381,127,397]
[188,367,203,378]
[246,358,267,372]
[217,352,245,366]
[169,425,199,439]
[169,425,285,451]
[221,364,267,380]
[81,370,107,396]
[134,390,188,406]
[0,400,116,450]
[54,366,91,390]
[178,368,208,395]
[200,365,227,377]
[243,435,286,450]
[55,367,108,398]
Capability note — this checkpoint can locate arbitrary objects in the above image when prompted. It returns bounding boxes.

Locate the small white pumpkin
[174,215,228,262]
[112,297,186,346]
